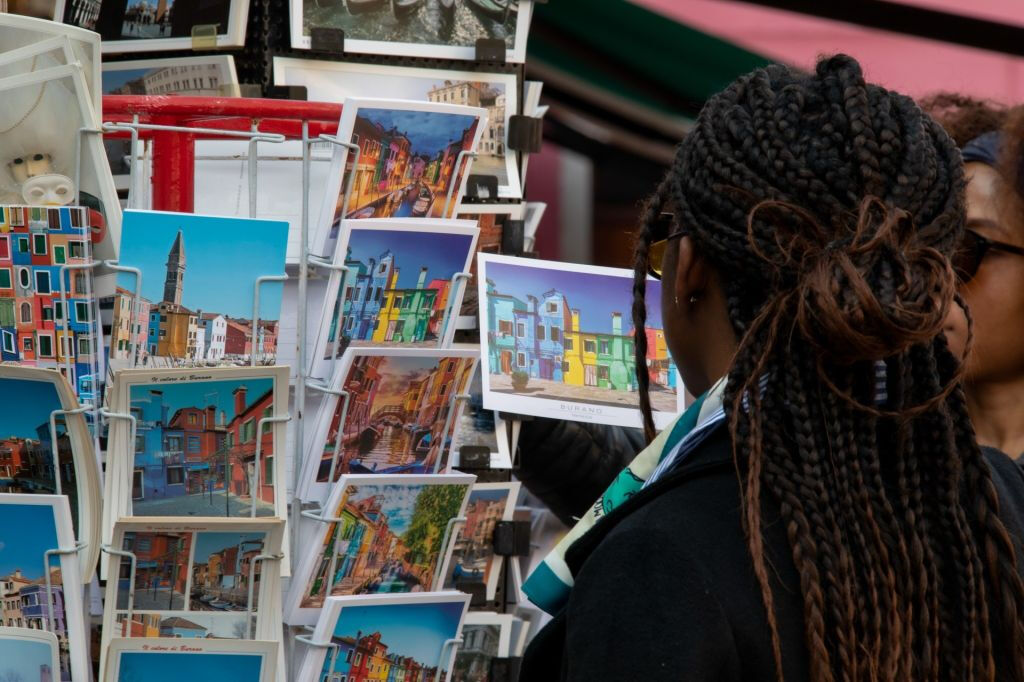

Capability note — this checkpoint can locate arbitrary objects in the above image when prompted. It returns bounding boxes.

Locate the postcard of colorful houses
[300,348,478,504]
[286,473,475,625]
[0,64,121,285]
[451,612,515,682]
[294,592,470,682]
[0,205,104,400]
[0,627,61,682]
[0,365,101,581]
[313,98,487,255]
[442,482,519,601]
[290,0,533,61]
[274,59,520,198]
[0,495,90,681]
[477,253,685,430]
[103,638,278,682]
[99,518,284,680]
[108,210,288,371]
[454,202,527,318]
[102,366,290,577]
[309,219,478,379]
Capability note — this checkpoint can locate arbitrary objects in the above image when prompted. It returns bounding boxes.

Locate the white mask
[21,173,75,206]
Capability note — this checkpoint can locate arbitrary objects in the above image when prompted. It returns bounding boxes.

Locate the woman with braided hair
[520,55,1024,682]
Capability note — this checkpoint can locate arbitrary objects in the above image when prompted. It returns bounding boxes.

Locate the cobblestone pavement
[133,490,275,518]
[133,587,186,611]
[488,374,679,412]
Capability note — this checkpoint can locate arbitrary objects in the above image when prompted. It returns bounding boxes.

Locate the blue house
[130,389,187,502]
[536,289,571,381]
[320,635,357,682]
[159,616,209,638]
[485,279,529,375]
[512,296,540,377]
[20,584,65,635]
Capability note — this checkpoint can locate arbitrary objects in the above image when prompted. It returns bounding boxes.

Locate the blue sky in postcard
[0,637,53,681]
[468,488,509,504]
[344,229,473,289]
[116,651,263,681]
[0,503,59,580]
[346,483,431,537]
[116,211,288,320]
[128,378,274,422]
[485,261,665,334]
[358,109,478,158]
[192,532,266,562]
[0,378,61,439]
[102,69,152,94]
[332,601,464,664]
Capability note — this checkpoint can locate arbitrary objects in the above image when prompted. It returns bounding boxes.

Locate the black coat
[521,425,1024,681]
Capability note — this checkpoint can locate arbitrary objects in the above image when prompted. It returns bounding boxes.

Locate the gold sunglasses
[647,212,688,279]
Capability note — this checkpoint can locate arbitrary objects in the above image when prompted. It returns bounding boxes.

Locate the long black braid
[630,55,1024,681]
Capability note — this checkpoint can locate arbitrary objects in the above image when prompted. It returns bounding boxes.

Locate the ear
[673,235,710,309]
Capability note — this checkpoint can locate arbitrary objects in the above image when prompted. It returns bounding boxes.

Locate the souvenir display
[0,495,89,681]
[108,209,288,370]
[477,253,685,429]
[290,0,533,62]
[294,592,470,682]
[273,58,521,198]
[313,97,487,255]
[285,473,475,625]
[99,518,284,679]
[0,366,101,580]
[300,348,477,503]
[102,638,278,682]
[309,218,478,380]
[442,482,519,600]
[451,612,515,682]
[62,0,249,54]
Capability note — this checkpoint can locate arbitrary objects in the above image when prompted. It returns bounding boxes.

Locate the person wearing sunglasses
[521,57,1024,682]
[927,95,1024,462]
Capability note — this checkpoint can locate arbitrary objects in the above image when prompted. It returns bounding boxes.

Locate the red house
[167,405,226,493]
[224,319,252,357]
[225,384,275,505]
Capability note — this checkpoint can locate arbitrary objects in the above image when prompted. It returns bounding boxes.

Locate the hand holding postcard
[477,253,685,429]
[286,473,475,625]
[294,592,470,682]
[313,98,487,256]
[301,348,478,503]
[309,218,478,379]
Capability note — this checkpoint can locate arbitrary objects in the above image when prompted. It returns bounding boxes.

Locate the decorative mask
[21,173,76,206]
[9,153,54,183]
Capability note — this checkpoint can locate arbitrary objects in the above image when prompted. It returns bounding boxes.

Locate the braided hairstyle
[631,55,1024,682]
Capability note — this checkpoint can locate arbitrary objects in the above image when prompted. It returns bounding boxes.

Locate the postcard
[443,482,519,600]
[448,364,503,463]
[285,473,475,624]
[477,253,685,430]
[109,210,288,370]
[0,628,61,682]
[0,205,104,402]
[1,0,64,20]
[63,0,249,54]
[451,612,515,682]
[0,366,101,581]
[104,366,290,528]
[274,58,521,198]
[313,98,487,256]
[100,519,284,680]
[103,638,277,682]
[300,348,478,503]
[454,202,526,316]
[308,219,478,379]
[290,0,533,61]
[295,592,470,682]
[0,14,101,115]
[0,495,89,681]
[0,64,121,286]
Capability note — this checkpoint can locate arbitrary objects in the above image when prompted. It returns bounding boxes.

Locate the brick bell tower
[163,229,185,305]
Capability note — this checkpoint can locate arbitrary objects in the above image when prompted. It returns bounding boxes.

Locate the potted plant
[511,370,530,392]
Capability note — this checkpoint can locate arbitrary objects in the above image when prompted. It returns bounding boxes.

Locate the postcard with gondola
[477,253,686,430]
[312,97,487,255]
[290,0,533,63]
[285,473,475,625]
[308,218,478,380]
[99,518,284,681]
[300,347,478,504]
[442,481,519,600]
[103,638,278,682]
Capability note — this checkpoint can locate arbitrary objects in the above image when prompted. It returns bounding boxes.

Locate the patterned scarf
[522,378,727,615]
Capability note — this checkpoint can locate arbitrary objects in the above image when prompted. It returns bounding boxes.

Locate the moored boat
[465,0,515,21]
[346,0,388,14]
[392,0,424,18]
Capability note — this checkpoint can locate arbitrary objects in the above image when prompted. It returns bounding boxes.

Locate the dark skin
[659,232,739,396]
[945,162,1024,457]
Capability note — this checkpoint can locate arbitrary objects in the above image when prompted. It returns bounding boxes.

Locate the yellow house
[563,309,600,387]
[153,303,198,359]
[371,269,402,343]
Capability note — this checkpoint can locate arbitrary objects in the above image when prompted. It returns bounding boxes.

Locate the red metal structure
[102,95,343,213]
